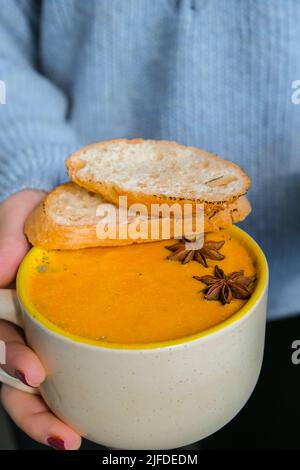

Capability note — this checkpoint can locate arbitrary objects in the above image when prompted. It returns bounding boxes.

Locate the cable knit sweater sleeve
[0,0,81,202]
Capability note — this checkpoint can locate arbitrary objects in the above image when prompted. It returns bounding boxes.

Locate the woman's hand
[0,190,81,450]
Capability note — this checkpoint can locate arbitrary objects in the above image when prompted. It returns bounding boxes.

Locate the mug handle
[0,289,40,395]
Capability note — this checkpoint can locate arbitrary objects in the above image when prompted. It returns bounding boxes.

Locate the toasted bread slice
[24,183,153,250]
[24,183,251,250]
[66,139,250,212]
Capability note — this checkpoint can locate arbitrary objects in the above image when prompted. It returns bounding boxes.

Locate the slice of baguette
[24,183,251,250]
[24,183,151,250]
[66,139,250,213]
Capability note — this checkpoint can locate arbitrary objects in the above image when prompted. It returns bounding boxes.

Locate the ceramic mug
[0,226,268,449]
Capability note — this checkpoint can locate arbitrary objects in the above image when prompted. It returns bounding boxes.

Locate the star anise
[166,238,225,266]
[193,265,255,304]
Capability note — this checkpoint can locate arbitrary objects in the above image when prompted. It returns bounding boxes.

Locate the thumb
[0,190,45,287]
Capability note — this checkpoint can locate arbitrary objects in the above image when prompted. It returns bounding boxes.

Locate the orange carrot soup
[24,230,257,345]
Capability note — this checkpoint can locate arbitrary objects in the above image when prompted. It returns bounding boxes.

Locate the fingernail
[47,436,66,450]
[14,370,31,387]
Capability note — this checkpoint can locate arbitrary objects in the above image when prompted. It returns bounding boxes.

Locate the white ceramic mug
[0,226,268,449]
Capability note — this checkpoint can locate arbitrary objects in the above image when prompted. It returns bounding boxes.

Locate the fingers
[0,190,78,450]
[0,320,46,387]
[0,189,45,286]
[0,319,81,451]
[0,235,29,287]
[0,319,78,449]
[1,385,81,450]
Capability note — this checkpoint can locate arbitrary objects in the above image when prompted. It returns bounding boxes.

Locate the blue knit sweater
[0,0,300,319]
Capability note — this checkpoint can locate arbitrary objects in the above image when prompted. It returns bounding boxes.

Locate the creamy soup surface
[26,231,257,344]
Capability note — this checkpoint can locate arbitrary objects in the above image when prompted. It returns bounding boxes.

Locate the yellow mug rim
[17,226,268,350]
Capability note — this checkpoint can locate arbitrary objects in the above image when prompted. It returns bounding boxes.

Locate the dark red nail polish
[47,436,66,450]
[14,370,30,386]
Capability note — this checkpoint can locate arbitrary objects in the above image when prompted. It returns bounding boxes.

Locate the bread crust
[66,138,250,212]
[24,183,251,250]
